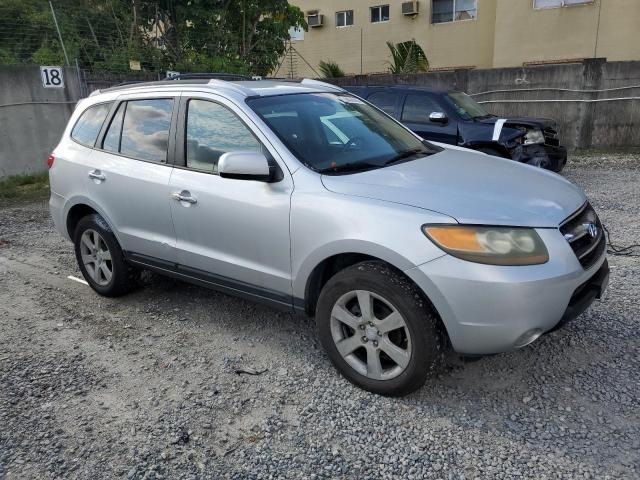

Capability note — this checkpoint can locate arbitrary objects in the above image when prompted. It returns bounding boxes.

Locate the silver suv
[49,79,609,395]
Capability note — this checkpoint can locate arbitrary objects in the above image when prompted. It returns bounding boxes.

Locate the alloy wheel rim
[80,229,113,286]
[330,290,412,381]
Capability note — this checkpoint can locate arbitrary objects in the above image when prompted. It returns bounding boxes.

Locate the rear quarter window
[71,102,112,147]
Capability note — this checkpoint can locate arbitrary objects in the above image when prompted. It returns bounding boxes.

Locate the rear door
[167,93,293,306]
[400,93,458,144]
[86,93,178,262]
[365,90,403,118]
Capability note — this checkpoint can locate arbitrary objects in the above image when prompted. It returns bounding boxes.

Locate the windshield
[247,93,440,174]
[444,91,490,120]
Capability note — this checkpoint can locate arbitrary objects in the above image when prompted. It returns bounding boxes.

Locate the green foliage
[0,0,306,77]
[318,60,345,78]
[386,40,429,74]
[0,172,50,203]
[31,46,64,65]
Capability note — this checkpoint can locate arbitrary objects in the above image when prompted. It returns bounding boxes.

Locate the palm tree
[386,40,429,74]
[318,60,345,78]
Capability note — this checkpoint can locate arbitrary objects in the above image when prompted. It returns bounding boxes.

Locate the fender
[292,238,445,301]
[62,195,124,245]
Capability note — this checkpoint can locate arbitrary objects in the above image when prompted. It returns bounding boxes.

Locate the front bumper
[513,144,567,171]
[405,228,607,354]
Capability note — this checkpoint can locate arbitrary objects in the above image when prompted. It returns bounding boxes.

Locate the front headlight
[524,128,545,145]
[422,225,549,266]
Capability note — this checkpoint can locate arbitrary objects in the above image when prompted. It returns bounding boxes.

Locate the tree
[386,40,429,74]
[0,0,306,76]
[318,60,345,78]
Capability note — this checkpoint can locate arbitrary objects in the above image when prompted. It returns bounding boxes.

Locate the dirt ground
[0,153,638,479]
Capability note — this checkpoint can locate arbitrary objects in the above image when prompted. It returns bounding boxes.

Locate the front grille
[560,203,605,269]
[543,127,559,146]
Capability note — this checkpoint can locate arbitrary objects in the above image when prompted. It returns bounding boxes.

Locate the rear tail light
[47,153,55,169]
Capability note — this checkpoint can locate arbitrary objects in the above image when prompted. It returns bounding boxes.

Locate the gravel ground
[0,153,638,479]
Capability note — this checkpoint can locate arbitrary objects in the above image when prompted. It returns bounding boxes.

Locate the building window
[533,0,592,8]
[336,10,354,27]
[370,5,390,23]
[432,0,477,24]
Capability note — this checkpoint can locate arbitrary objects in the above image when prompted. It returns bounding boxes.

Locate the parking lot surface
[0,152,638,479]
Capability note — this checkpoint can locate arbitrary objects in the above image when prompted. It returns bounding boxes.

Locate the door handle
[88,170,106,182]
[171,191,197,204]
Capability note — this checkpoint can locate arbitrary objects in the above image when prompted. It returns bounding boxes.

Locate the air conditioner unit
[308,14,324,27]
[402,1,419,15]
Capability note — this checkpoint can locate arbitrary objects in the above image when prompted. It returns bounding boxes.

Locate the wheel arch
[296,242,446,325]
[64,196,122,244]
[466,141,512,158]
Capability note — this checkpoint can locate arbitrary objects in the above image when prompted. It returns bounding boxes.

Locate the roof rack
[165,72,254,81]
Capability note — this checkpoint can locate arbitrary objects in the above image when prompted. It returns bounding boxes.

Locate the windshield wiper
[472,114,494,120]
[384,148,427,166]
[318,162,380,174]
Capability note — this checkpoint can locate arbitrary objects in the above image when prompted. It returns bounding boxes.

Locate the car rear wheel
[316,261,445,396]
[73,214,138,297]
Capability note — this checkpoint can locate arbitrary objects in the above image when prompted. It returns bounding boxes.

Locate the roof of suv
[91,78,345,99]
[344,85,452,95]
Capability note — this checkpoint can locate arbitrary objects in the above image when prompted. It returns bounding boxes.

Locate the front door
[168,95,293,306]
[400,93,458,144]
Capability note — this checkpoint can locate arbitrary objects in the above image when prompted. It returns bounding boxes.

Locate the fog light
[514,328,544,348]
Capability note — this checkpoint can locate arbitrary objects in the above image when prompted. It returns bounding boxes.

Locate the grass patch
[0,172,50,204]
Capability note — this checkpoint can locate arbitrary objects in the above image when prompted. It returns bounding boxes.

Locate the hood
[321,147,585,227]
[475,115,556,130]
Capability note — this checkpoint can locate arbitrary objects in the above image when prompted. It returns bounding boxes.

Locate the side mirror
[218,151,275,182]
[429,111,448,124]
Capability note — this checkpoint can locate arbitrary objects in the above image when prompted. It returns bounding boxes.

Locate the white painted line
[67,275,88,286]
[492,118,507,141]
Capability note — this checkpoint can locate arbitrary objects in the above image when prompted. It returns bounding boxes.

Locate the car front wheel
[316,261,445,396]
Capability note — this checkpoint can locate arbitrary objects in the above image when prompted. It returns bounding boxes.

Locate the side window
[102,102,125,153]
[401,94,443,124]
[120,99,173,163]
[185,99,261,173]
[367,92,400,116]
[71,103,112,147]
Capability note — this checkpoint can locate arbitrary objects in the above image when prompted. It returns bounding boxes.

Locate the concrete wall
[331,59,640,149]
[0,66,82,178]
[287,0,640,76]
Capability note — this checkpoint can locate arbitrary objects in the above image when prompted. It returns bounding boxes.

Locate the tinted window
[401,94,443,123]
[367,91,400,116]
[186,100,261,173]
[102,102,125,152]
[120,99,173,162]
[71,103,111,147]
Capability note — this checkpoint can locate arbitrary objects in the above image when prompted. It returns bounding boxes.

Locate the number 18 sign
[40,66,64,88]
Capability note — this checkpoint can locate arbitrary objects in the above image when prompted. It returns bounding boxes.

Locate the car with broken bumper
[345,85,568,172]
[48,79,607,395]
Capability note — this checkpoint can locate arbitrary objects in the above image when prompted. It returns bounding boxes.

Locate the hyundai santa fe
[48,79,609,396]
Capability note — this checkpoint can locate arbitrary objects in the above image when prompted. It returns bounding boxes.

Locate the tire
[476,147,508,158]
[316,261,446,396]
[73,213,138,297]
[550,157,566,173]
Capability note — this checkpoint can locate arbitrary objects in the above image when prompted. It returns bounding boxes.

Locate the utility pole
[49,1,70,66]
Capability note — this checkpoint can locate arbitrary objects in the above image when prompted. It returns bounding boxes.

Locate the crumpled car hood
[321,146,585,227]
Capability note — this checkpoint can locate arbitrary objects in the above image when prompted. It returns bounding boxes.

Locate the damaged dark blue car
[345,85,568,172]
